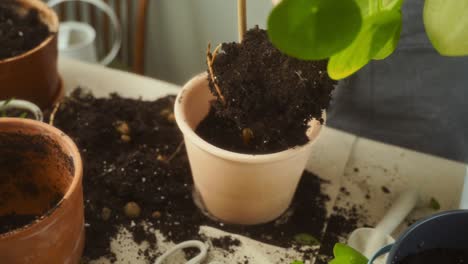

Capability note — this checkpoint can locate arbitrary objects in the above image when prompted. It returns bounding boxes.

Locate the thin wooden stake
[237,0,247,42]
[49,102,61,126]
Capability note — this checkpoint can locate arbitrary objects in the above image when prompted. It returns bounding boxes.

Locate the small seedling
[242,128,254,145]
[430,197,441,211]
[293,233,320,246]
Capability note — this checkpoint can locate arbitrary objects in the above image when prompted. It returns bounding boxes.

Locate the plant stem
[369,0,379,13]
[49,102,61,126]
[206,43,226,105]
[237,0,247,42]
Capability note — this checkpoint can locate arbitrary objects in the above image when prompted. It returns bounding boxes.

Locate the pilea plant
[268,0,468,80]
[330,243,368,264]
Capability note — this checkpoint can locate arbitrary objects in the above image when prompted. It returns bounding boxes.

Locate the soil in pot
[196,27,335,154]
[0,1,50,60]
[0,132,70,234]
[397,248,468,264]
[48,89,365,263]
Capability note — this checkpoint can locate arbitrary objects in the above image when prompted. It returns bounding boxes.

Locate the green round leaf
[330,243,368,264]
[267,0,362,60]
[373,22,401,60]
[424,0,468,56]
[328,10,402,80]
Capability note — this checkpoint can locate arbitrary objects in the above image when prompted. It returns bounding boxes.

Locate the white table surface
[59,58,467,264]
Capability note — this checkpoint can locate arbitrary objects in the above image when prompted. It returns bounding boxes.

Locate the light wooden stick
[49,102,61,126]
[237,0,247,42]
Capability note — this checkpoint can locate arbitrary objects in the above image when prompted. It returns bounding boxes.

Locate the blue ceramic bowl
[369,210,468,264]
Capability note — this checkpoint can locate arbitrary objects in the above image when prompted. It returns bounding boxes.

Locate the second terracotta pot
[0,0,63,109]
[174,73,324,225]
[0,118,84,264]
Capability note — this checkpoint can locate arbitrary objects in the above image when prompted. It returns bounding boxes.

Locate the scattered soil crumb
[381,186,391,194]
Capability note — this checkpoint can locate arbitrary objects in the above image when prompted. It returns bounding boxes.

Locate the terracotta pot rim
[174,73,324,164]
[0,118,83,238]
[0,0,59,64]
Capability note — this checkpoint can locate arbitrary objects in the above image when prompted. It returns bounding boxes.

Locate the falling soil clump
[0,1,51,60]
[49,89,362,262]
[197,27,335,154]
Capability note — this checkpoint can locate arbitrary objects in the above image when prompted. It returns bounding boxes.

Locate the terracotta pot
[0,0,63,109]
[0,118,84,264]
[174,73,324,225]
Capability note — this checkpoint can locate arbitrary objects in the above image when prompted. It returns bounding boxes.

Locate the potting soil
[200,27,335,154]
[0,1,50,60]
[49,89,362,263]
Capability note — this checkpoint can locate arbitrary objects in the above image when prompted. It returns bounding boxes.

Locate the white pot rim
[174,73,324,164]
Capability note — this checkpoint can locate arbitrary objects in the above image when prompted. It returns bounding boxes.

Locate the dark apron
[328,0,468,163]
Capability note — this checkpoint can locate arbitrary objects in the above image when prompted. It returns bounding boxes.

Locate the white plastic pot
[174,73,324,225]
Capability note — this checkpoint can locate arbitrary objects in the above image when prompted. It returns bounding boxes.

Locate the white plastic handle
[155,240,209,264]
[47,0,121,66]
[460,166,468,210]
[0,99,44,122]
[375,189,419,233]
[363,189,419,257]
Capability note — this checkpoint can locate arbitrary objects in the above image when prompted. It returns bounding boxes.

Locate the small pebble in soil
[101,207,112,221]
[156,154,167,162]
[114,121,130,135]
[120,134,131,142]
[152,211,162,219]
[166,113,176,124]
[124,202,141,219]
[159,108,172,118]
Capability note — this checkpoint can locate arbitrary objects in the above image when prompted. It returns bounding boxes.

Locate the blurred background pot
[0,118,84,264]
[0,0,62,110]
[174,73,324,225]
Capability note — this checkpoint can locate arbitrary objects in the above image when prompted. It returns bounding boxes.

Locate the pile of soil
[197,27,335,154]
[398,248,468,264]
[0,1,50,60]
[49,89,361,263]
